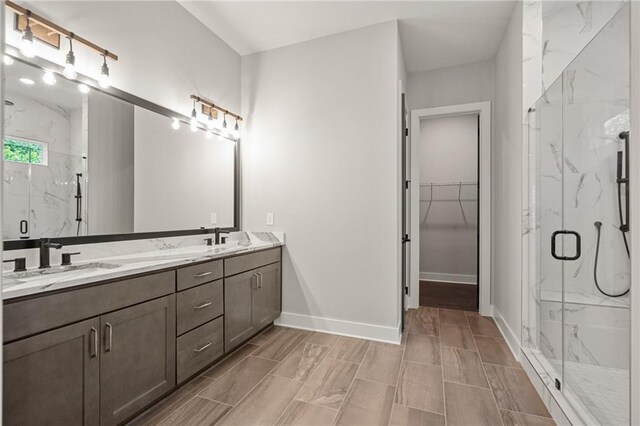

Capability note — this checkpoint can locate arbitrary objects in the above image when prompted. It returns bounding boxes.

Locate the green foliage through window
[3,137,45,165]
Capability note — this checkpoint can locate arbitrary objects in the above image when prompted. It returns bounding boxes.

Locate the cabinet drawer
[224,248,281,277]
[177,260,223,291]
[177,280,223,335]
[176,317,224,384]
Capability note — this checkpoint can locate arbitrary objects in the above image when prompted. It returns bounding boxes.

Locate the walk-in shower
[523,4,630,425]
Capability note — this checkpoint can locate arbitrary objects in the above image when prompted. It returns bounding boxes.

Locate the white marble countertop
[2,231,284,300]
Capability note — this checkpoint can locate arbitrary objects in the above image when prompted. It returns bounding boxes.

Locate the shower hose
[593,180,630,297]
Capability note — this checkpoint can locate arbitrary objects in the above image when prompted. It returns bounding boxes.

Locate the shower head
[4,100,14,106]
[594,221,602,229]
[619,131,629,140]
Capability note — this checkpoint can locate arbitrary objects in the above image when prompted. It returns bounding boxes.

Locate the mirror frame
[3,51,240,250]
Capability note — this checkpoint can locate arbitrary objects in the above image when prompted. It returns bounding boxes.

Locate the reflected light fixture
[42,70,56,85]
[233,119,240,139]
[190,100,198,132]
[222,113,228,135]
[98,53,110,89]
[19,77,35,85]
[63,36,77,80]
[3,55,15,66]
[78,83,90,94]
[20,12,36,58]
[172,118,181,130]
[207,112,215,130]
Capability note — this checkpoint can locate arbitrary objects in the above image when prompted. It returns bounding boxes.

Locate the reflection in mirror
[3,59,235,241]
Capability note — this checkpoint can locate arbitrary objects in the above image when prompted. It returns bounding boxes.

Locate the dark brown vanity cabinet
[224,249,282,351]
[3,318,100,426]
[100,295,175,426]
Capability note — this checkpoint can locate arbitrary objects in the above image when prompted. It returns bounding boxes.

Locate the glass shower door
[529,77,565,386]
[561,4,630,424]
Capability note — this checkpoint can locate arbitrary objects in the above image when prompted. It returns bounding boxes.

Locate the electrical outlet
[266,213,274,226]
[210,213,217,225]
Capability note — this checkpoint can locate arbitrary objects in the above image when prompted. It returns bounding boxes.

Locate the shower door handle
[551,230,581,261]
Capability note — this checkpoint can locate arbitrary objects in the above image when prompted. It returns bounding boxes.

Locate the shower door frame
[409,101,492,315]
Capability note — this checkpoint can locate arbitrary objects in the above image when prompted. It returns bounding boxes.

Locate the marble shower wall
[3,91,85,239]
[522,0,631,374]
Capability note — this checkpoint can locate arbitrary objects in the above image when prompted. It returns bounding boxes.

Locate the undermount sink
[3,262,122,286]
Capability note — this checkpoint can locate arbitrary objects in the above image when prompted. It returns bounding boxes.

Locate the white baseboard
[491,305,521,361]
[420,272,477,285]
[275,312,402,345]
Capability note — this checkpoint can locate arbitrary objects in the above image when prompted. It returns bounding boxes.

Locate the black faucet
[39,238,63,269]
[213,228,229,245]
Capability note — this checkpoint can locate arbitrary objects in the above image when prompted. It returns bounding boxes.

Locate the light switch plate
[266,213,274,226]
[210,213,217,225]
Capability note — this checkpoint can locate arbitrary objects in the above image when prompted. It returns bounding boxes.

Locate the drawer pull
[194,342,212,353]
[90,327,98,358]
[105,323,113,352]
[195,271,213,278]
[193,301,213,310]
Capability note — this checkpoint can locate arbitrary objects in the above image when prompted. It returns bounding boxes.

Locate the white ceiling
[178,1,515,73]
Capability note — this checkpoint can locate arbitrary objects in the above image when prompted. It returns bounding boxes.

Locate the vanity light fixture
[172,118,181,130]
[42,70,56,85]
[190,100,198,132]
[6,1,118,87]
[19,11,36,58]
[98,53,110,89]
[78,83,90,94]
[63,35,77,80]
[3,55,15,65]
[190,94,243,141]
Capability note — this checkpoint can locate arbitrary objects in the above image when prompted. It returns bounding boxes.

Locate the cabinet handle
[90,327,98,358]
[194,301,213,310]
[259,273,264,289]
[253,273,259,291]
[193,342,212,353]
[105,323,112,352]
[195,271,213,278]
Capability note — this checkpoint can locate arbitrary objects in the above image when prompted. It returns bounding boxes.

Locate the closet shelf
[420,181,478,224]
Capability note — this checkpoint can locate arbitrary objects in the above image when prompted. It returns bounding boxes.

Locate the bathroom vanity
[2,245,282,425]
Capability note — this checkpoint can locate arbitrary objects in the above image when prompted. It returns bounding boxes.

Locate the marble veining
[2,231,285,300]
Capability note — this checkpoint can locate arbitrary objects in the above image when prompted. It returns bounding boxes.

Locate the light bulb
[171,118,180,130]
[98,55,110,89]
[3,55,14,66]
[63,39,77,80]
[206,130,213,139]
[190,107,198,132]
[207,113,215,130]
[78,83,90,94]
[42,70,56,85]
[20,23,36,58]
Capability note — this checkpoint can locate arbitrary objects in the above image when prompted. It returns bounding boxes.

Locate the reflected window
[3,136,48,166]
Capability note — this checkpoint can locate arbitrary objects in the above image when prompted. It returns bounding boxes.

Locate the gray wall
[419,115,478,282]
[87,95,134,235]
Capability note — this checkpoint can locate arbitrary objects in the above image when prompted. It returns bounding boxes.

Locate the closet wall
[419,114,478,284]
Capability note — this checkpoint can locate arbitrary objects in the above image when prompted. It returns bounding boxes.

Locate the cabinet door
[100,295,176,425]
[224,269,258,351]
[253,262,282,330]
[3,318,100,426]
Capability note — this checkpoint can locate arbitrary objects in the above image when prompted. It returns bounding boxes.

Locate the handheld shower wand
[593,131,630,297]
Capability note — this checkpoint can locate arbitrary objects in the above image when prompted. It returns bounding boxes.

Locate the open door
[400,93,410,331]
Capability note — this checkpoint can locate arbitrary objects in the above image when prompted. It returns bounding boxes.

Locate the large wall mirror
[3,56,238,249]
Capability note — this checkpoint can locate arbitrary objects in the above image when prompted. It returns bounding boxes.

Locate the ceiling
[178,1,516,73]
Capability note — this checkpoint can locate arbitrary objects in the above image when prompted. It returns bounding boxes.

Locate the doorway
[418,114,479,311]
[409,102,491,315]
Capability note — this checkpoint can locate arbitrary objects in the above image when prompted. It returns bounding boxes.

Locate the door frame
[409,101,492,315]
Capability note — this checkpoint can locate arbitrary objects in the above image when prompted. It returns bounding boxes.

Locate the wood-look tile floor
[129,309,555,426]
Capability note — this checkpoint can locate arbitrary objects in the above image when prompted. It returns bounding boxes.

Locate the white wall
[407,59,495,111]
[4,1,240,116]
[493,2,523,345]
[419,115,478,281]
[241,21,402,342]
